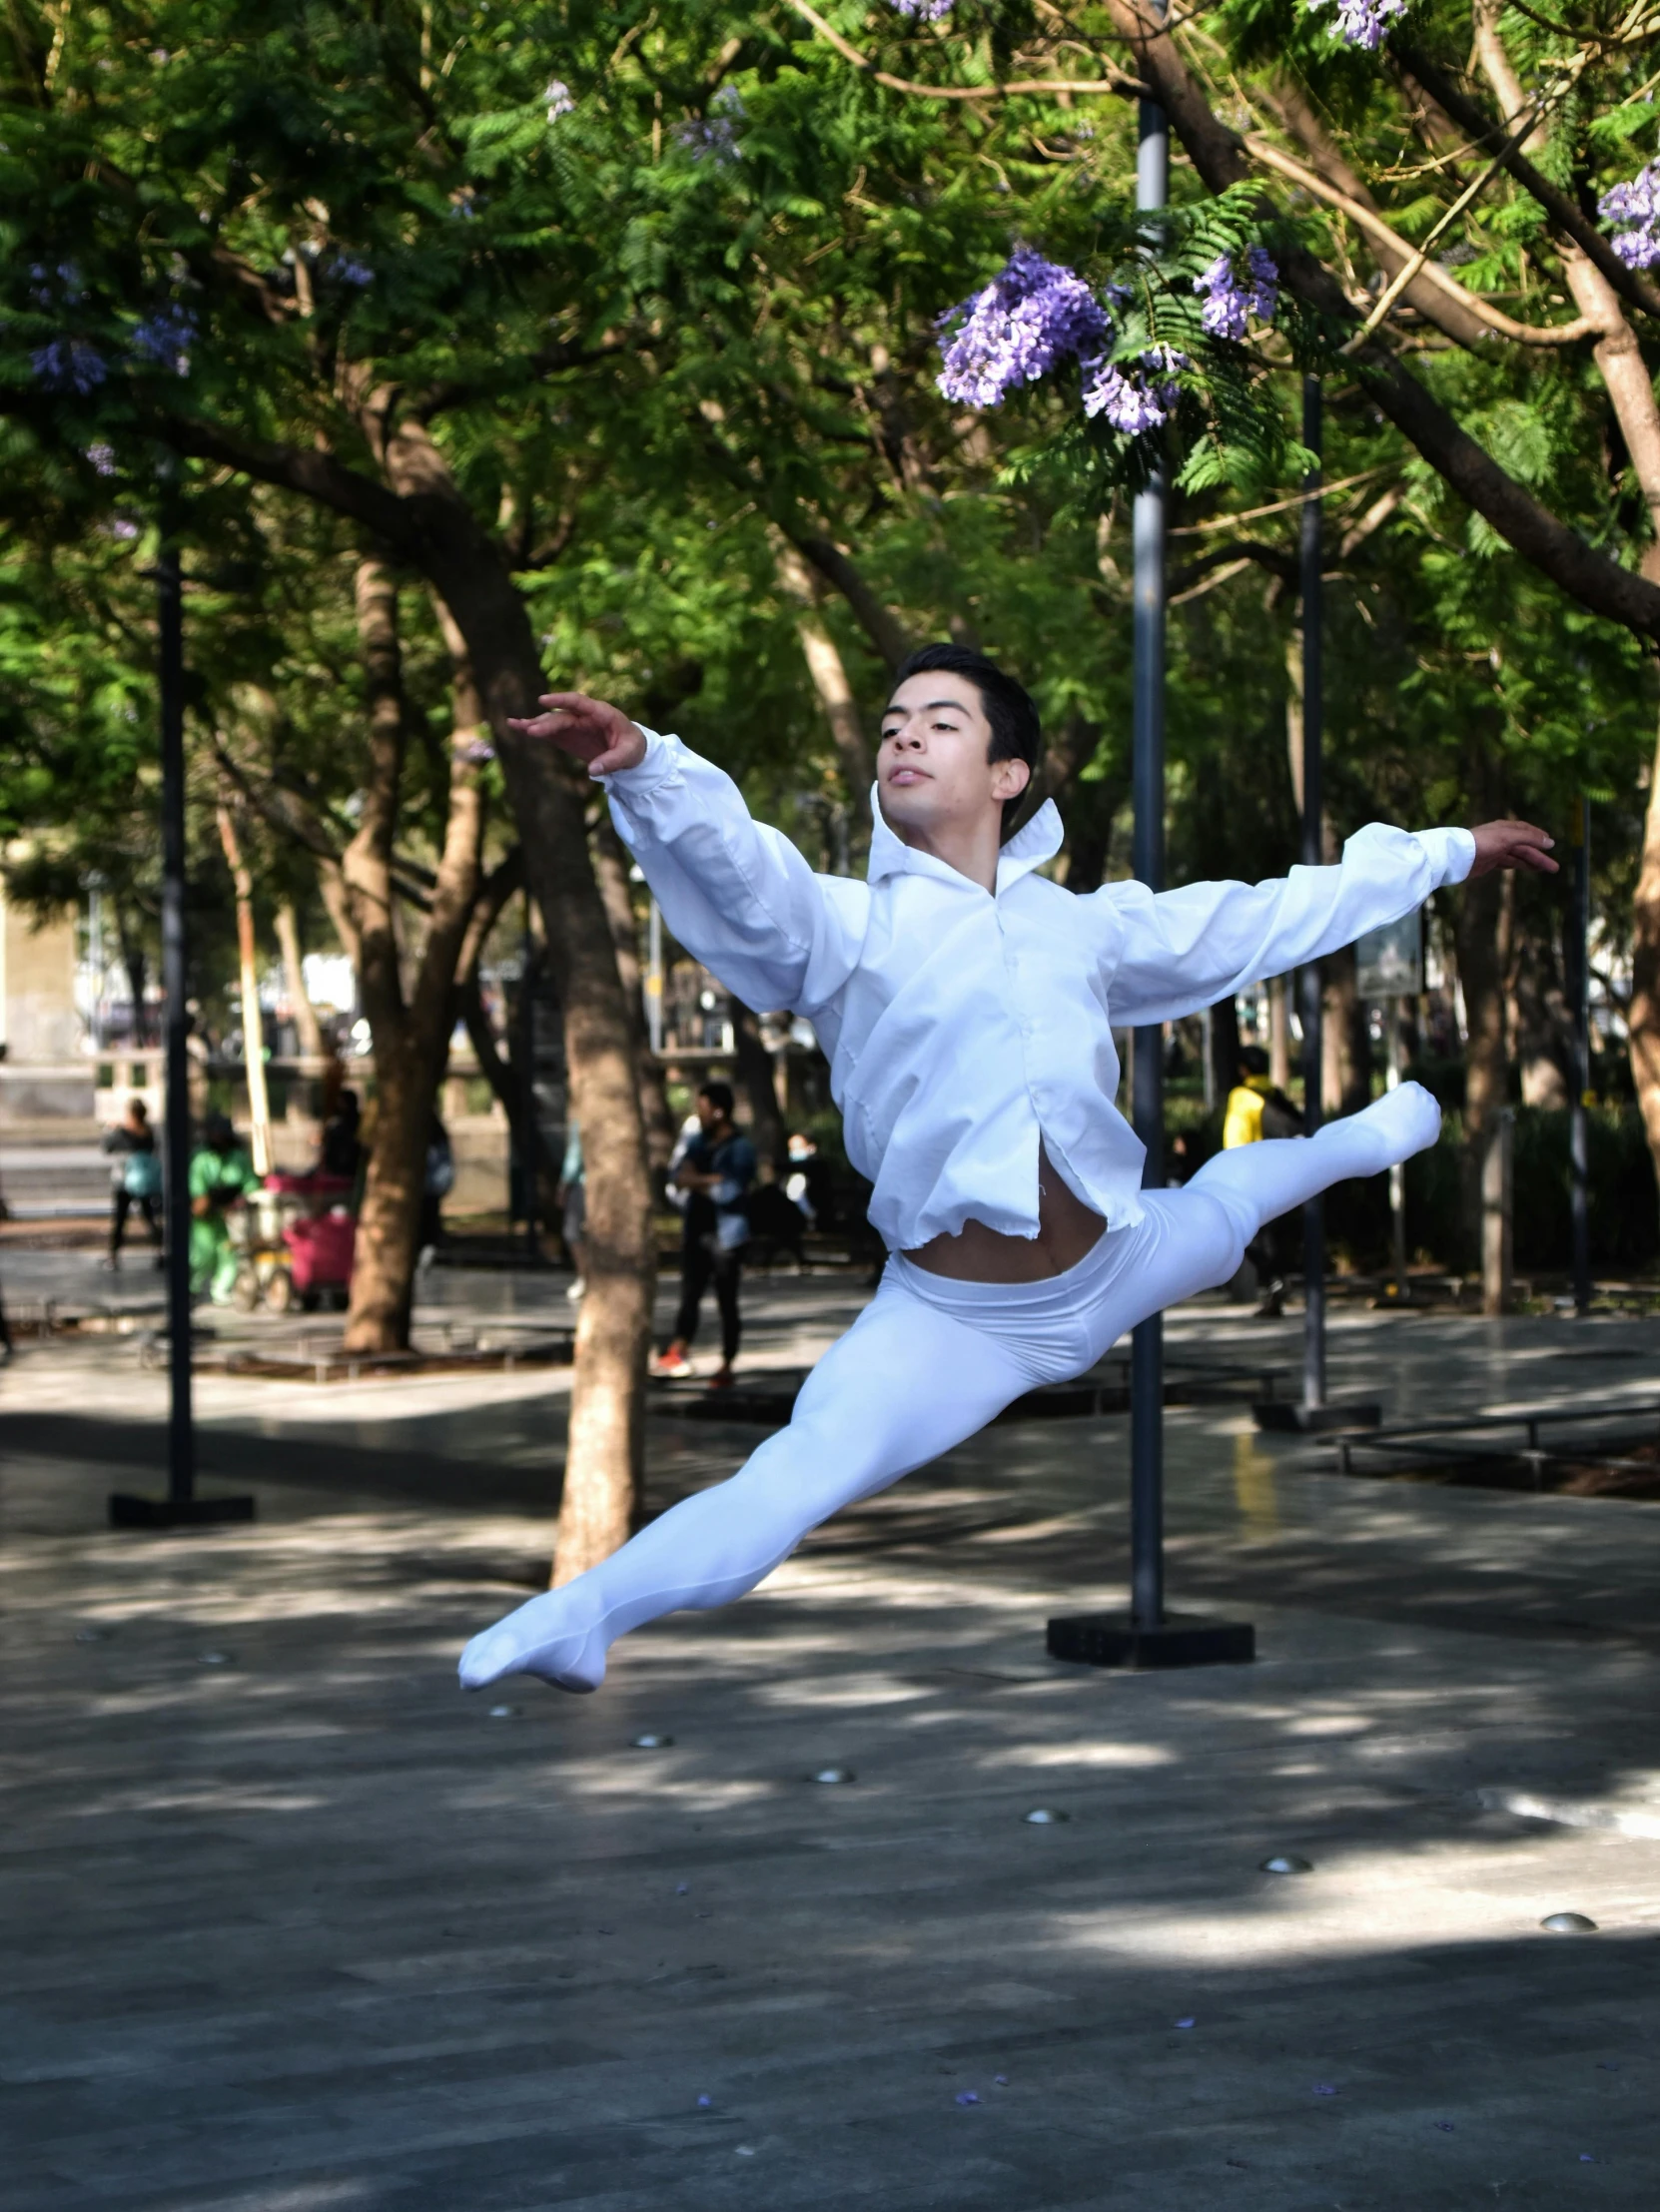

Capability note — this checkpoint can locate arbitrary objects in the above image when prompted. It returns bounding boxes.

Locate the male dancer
[461,643,1555,1695]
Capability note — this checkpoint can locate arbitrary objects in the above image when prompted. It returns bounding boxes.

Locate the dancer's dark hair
[890,642,1042,836]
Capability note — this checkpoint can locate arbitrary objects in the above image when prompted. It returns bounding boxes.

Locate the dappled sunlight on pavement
[4,1285,1660,2204]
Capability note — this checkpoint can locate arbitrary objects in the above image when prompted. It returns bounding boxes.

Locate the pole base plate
[1252,1399,1381,1434]
[1047,1611,1255,1670]
[109,1493,257,1530]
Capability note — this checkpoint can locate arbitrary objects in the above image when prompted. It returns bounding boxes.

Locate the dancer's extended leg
[459,1287,1040,1693]
[1188,1079,1439,1255]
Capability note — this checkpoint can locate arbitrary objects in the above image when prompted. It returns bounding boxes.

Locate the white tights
[459,1083,1440,1693]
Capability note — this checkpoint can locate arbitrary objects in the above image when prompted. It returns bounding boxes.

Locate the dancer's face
[877,672,1030,847]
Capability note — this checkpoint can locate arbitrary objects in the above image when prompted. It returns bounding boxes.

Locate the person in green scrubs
[189,1113,257,1303]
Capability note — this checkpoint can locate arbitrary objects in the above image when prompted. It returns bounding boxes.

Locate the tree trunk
[592,814,676,1173]
[1455,869,1510,1302]
[1631,731,1660,1182]
[774,538,875,837]
[453,847,560,1225]
[339,560,486,1354]
[368,414,655,1579]
[116,911,151,1048]
[185,394,659,1578]
[734,1004,789,1173]
[1321,945,1371,1116]
[458,968,559,1225]
[217,802,274,1176]
[349,1039,431,1346]
[275,901,327,1060]
[1267,972,1291,1090]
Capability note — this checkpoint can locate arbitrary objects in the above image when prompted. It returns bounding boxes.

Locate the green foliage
[0,0,1655,1112]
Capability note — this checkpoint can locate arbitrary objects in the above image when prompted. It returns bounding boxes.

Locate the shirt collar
[867,788,1064,893]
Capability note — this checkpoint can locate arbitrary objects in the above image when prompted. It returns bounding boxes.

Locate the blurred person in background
[653,1081,755,1388]
[319,1086,363,1181]
[1223,1045,1304,1317]
[558,1117,587,1301]
[101,1097,163,1271]
[784,1130,833,1228]
[417,1109,454,1271]
[190,1112,256,1304]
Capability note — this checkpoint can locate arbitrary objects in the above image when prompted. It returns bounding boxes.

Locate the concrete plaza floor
[3,1261,1660,2209]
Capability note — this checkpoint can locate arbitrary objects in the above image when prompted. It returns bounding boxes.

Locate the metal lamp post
[1254,380,1378,1436]
[1047,91,1252,1671]
[111,474,253,1529]
[1570,795,1592,1313]
[521,894,542,1264]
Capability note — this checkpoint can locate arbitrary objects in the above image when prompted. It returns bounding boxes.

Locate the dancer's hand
[1468,821,1557,878]
[506,692,646,776]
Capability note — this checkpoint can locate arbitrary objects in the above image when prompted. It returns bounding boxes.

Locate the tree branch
[788,530,913,673]
[407,334,637,422]
[212,744,345,868]
[168,414,418,549]
[1392,43,1660,325]
[1103,0,1660,642]
[782,0,1144,100]
[457,845,525,990]
[1247,104,1593,348]
[1170,539,1296,596]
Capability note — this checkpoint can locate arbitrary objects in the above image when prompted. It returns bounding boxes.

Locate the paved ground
[3,1267,1660,2209]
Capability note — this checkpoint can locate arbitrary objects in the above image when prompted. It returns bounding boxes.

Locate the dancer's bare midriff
[903,1141,1106,1283]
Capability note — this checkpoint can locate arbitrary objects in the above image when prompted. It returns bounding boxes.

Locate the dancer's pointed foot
[458,1590,608,1694]
[1336,1081,1441,1173]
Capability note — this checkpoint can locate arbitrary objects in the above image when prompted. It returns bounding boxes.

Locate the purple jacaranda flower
[456,736,495,764]
[936,245,1113,409]
[545,78,574,121]
[1601,162,1660,270]
[131,304,196,375]
[1307,0,1406,50]
[32,339,107,394]
[86,440,117,475]
[1082,346,1187,435]
[334,257,374,288]
[892,0,955,17]
[30,261,86,309]
[678,82,744,164]
[106,517,140,540]
[1195,247,1278,341]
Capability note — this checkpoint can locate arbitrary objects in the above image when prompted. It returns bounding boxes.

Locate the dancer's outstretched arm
[1100,818,1555,1030]
[509,692,865,1018]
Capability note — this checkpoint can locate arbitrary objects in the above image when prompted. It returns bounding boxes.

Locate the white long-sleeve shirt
[604,730,1474,1252]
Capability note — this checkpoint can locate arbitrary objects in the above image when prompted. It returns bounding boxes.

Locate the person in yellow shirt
[1223,1048,1302,1313]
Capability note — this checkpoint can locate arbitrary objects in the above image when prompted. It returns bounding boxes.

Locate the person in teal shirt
[557,1117,586,1301]
[189,1113,257,1303]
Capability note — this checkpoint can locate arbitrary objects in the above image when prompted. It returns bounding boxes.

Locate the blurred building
[0,878,92,1121]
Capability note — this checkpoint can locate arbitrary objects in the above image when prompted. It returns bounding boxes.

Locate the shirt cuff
[1416,826,1476,891]
[593,724,681,795]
